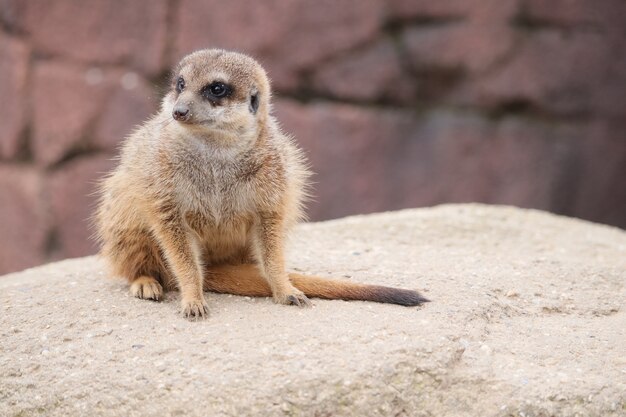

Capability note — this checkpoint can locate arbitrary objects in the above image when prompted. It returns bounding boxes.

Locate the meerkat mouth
[193,118,216,125]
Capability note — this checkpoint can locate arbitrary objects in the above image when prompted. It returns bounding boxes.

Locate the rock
[388,0,517,21]
[0,165,48,273]
[312,38,415,103]
[92,75,158,151]
[174,0,384,92]
[569,120,626,227]
[453,30,611,116]
[400,0,518,74]
[403,21,514,74]
[12,0,167,75]
[31,61,113,166]
[47,155,116,259]
[273,99,417,220]
[0,34,29,159]
[1,204,624,416]
[387,0,475,19]
[273,101,582,221]
[174,0,291,62]
[523,0,621,27]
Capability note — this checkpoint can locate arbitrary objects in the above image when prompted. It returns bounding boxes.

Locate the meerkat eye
[210,83,226,96]
[202,81,231,99]
[175,76,185,93]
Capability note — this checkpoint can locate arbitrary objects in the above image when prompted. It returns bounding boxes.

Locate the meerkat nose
[173,105,191,122]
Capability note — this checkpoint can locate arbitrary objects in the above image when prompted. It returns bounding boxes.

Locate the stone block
[312,38,415,103]
[0,34,29,159]
[453,31,611,115]
[93,75,158,151]
[402,0,518,74]
[0,165,47,274]
[387,0,477,20]
[524,0,623,27]
[32,62,121,165]
[274,99,416,220]
[403,23,514,74]
[570,121,626,228]
[14,0,167,75]
[175,0,384,92]
[47,155,116,259]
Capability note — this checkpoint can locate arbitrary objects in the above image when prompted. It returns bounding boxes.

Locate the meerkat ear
[249,91,259,115]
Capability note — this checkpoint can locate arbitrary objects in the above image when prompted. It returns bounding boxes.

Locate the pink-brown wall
[1,0,625,274]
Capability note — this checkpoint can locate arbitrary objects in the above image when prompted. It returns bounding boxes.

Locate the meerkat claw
[286,293,312,308]
[181,299,210,320]
[130,276,163,301]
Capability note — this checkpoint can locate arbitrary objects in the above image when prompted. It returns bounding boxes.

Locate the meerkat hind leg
[130,276,164,301]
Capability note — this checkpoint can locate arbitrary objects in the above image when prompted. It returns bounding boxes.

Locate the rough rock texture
[0,0,625,274]
[1,205,625,417]
[0,165,48,271]
[0,33,29,159]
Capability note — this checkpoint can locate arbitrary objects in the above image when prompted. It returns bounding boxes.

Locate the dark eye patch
[201,81,232,100]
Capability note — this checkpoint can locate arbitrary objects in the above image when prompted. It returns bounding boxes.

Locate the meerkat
[95,49,428,320]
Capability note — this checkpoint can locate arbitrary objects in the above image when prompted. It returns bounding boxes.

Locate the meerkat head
[163,49,271,143]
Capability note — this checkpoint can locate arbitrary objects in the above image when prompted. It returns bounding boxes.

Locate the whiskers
[155,117,176,130]
[153,116,215,132]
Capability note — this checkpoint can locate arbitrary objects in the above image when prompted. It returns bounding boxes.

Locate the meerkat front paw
[285,293,312,307]
[181,298,210,320]
[274,287,312,308]
[130,276,163,301]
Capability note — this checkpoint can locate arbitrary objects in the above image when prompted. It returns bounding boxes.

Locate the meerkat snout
[172,104,191,122]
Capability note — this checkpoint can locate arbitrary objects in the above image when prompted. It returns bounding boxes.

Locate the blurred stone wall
[0,0,625,274]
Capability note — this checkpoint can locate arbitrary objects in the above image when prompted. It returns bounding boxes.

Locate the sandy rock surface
[1,204,625,417]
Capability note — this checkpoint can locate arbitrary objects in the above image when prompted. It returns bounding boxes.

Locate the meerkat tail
[204,264,429,306]
[289,273,429,306]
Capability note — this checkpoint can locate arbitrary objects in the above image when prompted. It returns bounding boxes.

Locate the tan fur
[95,49,427,320]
